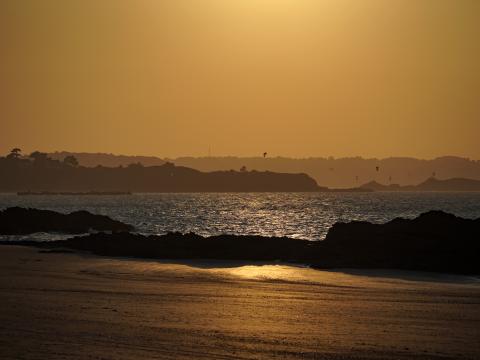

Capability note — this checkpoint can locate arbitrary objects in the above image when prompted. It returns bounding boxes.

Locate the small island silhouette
[361,177,480,192]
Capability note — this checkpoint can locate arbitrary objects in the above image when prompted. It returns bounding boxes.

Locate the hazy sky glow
[1,0,479,158]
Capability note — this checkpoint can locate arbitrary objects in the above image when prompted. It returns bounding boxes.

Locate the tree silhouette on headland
[29,151,49,165]
[63,155,79,167]
[6,148,22,160]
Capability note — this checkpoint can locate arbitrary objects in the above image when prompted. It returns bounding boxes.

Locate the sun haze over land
[1,0,479,159]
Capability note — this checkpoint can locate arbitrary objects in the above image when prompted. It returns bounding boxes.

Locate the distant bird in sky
[263,152,267,158]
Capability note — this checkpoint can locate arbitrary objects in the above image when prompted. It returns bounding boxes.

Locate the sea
[1,192,480,242]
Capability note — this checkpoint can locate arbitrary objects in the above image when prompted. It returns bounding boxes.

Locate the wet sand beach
[0,246,479,360]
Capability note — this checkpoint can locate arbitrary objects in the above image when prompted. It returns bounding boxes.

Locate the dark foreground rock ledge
[0,207,134,234]
[2,210,479,274]
[311,210,480,274]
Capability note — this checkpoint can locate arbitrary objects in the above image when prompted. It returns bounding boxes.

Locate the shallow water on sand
[1,192,480,241]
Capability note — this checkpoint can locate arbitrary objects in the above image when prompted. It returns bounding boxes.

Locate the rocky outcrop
[0,207,134,234]
[312,211,480,274]
[3,210,479,274]
[27,232,310,263]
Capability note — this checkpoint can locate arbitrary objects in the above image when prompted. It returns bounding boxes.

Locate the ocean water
[1,192,480,241]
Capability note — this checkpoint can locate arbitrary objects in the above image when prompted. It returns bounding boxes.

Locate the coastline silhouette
[47,152,480,189]
[2,149,480,193]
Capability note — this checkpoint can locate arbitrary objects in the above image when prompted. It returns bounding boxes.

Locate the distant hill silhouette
[47,152,480,188]
[0,151,322,193]
[361,177,480,192]
[172,156,480,189]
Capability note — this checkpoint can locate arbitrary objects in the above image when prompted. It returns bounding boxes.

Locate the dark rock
[311,210,480,274]
[38,232,311,263]
[0,207,134,234]
[3,209,479,274]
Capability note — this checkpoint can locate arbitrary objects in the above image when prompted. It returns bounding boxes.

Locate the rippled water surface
[1,192,480,241]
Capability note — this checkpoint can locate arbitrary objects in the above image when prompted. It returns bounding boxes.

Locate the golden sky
[1,0,479,158]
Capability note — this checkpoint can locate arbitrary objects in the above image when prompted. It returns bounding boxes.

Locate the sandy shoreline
[0,246,479,360]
